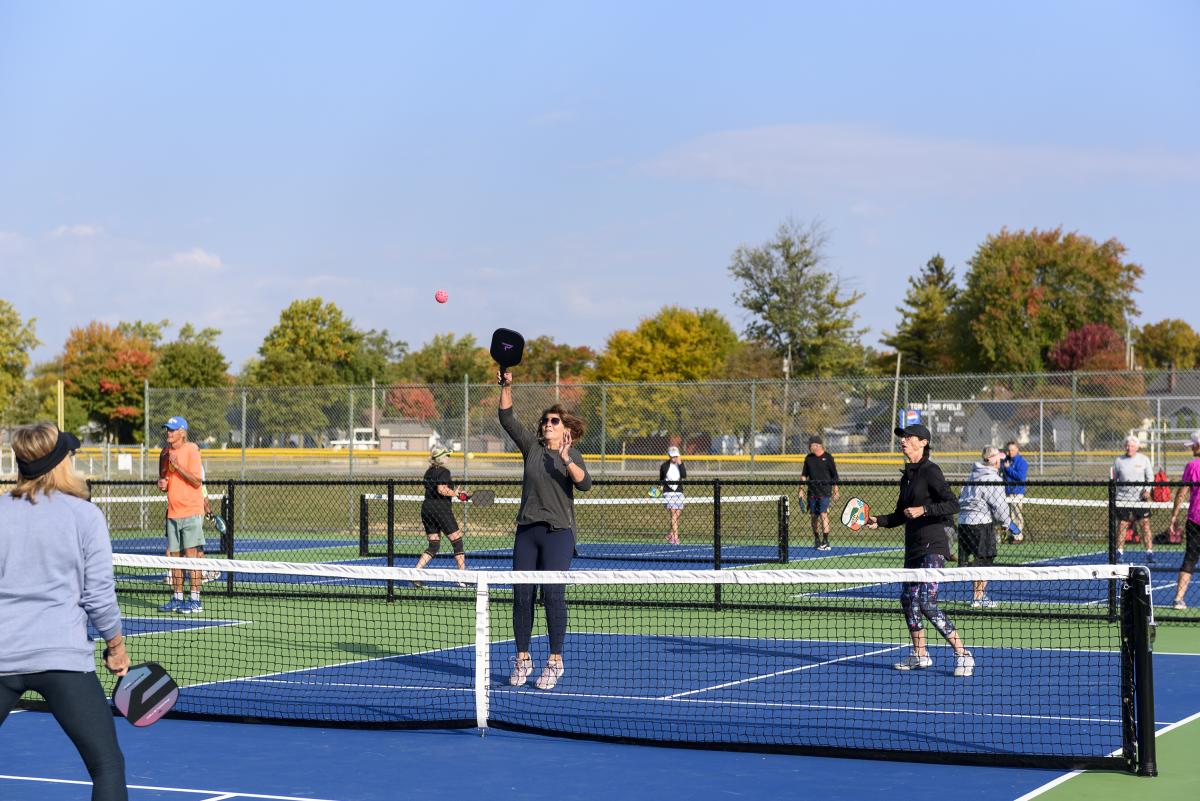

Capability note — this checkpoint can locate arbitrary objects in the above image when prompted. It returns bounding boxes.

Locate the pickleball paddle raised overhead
[490,328,525,385]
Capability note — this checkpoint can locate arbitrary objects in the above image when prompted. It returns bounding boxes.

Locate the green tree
[1136,319,1200,369]
[6,359,88,432]
[0,299,40,422]
[248,298,363,386]
[398,333,492,384]
[882,254,959,375]
[62,322,156,441]
[117,319,170,348]
[149,325,233,443]
[151,324,230,387]
[728,219,867,377]
[519,336,597,383]
[594,306,739,441]
[950,228,1143,373]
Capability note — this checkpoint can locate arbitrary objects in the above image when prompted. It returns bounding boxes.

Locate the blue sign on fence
[900,409,924,427]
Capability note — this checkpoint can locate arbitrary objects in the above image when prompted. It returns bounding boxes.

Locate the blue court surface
[2,649,1198,801]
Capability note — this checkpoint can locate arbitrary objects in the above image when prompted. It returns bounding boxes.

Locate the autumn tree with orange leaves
[62,322,156,442]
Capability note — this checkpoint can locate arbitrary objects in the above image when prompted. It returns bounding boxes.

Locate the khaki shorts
[166,515,206,552]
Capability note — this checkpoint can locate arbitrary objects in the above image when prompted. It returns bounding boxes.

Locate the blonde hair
[10,423,90,503]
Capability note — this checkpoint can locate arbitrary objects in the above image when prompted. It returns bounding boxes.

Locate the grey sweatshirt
[499,406,592,530]
[0,492,123,674]
[1112,453,1154,505]
[957,462,1013,528]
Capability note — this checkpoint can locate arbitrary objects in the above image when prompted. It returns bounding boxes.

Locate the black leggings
[0,671,127,801]
[512,523,575,655]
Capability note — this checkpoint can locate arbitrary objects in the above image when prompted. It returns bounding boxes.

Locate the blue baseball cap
[163,416,188,431]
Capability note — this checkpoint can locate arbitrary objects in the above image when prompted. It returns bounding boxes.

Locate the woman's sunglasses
[541,416,562,426]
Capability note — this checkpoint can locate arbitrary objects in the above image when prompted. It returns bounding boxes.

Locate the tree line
[1,224,1196,442]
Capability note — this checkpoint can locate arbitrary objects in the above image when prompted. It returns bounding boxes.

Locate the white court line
[1013,708,1200,801]
[0,775,343,801]
[659,644,906,699]
[244,678,472,692]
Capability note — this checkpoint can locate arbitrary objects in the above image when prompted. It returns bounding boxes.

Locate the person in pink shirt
[1167,430,1200,610]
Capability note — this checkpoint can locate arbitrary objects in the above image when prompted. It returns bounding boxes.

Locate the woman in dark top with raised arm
[867,423,974,677]
[498,368,592,690]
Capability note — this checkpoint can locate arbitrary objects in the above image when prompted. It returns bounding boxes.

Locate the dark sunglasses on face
[542,416,562,426]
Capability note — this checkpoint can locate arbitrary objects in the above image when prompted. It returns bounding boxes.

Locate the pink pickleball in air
[435,289,449,304]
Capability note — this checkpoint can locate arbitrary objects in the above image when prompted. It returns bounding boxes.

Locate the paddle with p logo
[111,661,179,727]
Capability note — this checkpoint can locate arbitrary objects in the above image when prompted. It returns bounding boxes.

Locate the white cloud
[645,124,1200,196]
[50,223,104,238]
[156,247,224,271]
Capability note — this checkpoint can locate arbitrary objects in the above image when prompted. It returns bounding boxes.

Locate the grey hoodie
[957,462,1013,528]
[0,492,122,674]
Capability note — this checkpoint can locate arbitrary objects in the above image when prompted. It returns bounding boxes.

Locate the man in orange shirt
[156,416,206,614]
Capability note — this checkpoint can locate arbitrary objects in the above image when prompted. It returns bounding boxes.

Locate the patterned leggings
[900,553,957,637]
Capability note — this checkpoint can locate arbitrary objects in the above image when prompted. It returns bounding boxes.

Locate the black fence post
[1108,478,1118,621]
[778,495,789,563]
[1121,566,1158,776]
[359,493,369,556]
[386,479,395,602]
[713,479,722,611]
[224,480,235,595]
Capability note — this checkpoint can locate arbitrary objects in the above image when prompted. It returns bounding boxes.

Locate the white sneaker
[954,650,975,677]
[1173,599,1188,610]
[202,571,221,583]
[980,597,996,609]
[534,662,564,690]
[970,598,983,609]
[509,656,533,686]
[893,652,933,671]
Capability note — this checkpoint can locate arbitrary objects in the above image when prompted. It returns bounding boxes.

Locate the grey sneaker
[894,652,933,670]
[954,650,975,677]
[509,656,533,686]
[1173,599,1187,610]
[971,596,996,609]
[534,662,564,690]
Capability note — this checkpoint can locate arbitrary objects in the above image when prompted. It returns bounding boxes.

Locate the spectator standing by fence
[999,441,1028,543]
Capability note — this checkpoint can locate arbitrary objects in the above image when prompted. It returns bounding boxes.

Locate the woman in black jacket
[867,424,974,677]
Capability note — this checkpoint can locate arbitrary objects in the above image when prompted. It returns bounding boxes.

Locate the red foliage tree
[1048,324,1124,372]
[386,385,437,421]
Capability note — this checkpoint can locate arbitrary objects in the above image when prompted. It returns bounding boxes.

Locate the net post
[224,481,235,595]
[1122,566,1158,776]
[777,495,789,563]
[474,577,490,733]
[1107,478,1119,621]
[713,479,722,610]
[359,493,369,556]
[386,480,395,602]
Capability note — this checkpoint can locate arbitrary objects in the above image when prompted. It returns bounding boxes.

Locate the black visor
[16,431,81,480]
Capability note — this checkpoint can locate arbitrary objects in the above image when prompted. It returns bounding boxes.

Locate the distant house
[377,419,440,452]
[1146,371,1200,431]
[465,434,506,453]
[963,403,1032,449]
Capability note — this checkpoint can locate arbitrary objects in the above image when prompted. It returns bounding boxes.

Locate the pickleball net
[105,554,1157,774]
[359,491,790,567]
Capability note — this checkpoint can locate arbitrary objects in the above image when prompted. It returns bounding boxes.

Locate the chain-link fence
[134,370,1200,480]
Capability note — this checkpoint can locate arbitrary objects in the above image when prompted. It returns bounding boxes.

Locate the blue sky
[1,1,1197,374]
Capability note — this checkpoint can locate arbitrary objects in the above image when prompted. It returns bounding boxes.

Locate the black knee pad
[423,539,441,558]
[451,536,465,555]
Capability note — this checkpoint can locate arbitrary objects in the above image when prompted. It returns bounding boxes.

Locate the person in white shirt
[1113,435,1155,559]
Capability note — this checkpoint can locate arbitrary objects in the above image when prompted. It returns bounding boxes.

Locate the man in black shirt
[800,436,840,551]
